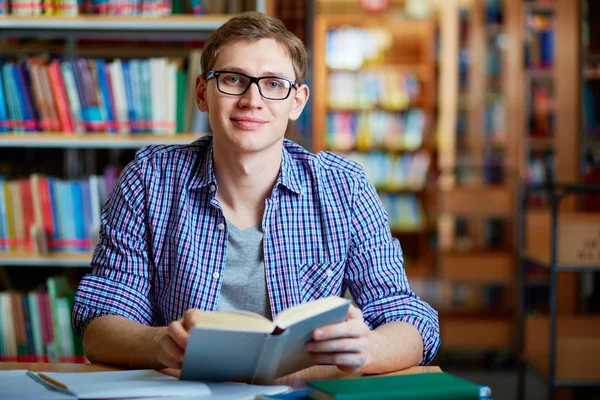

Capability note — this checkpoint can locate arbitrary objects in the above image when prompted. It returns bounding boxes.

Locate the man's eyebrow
[218,66,292,78]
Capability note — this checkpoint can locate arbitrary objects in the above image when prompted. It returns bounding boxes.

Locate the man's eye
[267,80,281,88]
[225,76,241,84]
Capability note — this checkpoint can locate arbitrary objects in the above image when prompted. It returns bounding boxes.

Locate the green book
[306,372,490,400]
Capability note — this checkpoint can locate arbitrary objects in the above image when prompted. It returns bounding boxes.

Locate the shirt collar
[189,136,304,196]
[278,142,304,195]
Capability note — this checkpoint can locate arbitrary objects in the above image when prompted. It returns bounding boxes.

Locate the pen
[38,373,69,390]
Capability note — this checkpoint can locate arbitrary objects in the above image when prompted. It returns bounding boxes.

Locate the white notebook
[1,369,290,400]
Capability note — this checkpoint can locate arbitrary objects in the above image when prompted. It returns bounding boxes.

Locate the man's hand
[157,309,202,370]
[305,304,371,373]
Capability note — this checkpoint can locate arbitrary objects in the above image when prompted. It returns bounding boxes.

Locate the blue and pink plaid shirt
[72,135,440,364]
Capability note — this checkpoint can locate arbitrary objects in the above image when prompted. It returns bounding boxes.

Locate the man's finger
[312,320,365,340]
[306,338,366,353]
[168,321,189,349]
[346,304,363,321]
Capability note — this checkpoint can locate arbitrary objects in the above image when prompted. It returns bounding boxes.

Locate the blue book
[13,63,36,132]
[71,181,86,252]
[121,61,139,133]
[0,63,10,133]
[3,63,22,132]
[95,59,115,133]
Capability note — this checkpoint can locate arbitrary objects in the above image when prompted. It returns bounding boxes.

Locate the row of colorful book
[0,276,86,363]
[344,150,430,191]
[326,109,425,152]
[379,193,423,233]
[0,55,209,135]
[0,0,253,16]
[327,69,420,111]
[0,169,119,253]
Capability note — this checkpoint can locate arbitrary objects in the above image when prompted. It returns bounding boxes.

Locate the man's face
[196,38,309,155]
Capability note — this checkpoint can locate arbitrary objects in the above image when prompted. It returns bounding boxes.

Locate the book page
[274,297,350,330]
[193,310,275,333]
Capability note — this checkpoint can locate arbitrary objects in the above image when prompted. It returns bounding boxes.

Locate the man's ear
[196,74,209,112]
[289,84,310,121]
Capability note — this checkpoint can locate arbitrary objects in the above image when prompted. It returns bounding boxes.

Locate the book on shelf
[526,13,554,69]
[0,54,209,136]
[180,296,350,384]
[0,169,119,253]
[0,276,86,363]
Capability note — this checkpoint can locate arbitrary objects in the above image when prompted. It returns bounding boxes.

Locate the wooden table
[1,362,441,389]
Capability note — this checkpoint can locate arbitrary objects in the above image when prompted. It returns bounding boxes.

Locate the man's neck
[212,140,283,229]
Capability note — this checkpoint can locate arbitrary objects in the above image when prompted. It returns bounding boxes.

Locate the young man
[73,11,440,374]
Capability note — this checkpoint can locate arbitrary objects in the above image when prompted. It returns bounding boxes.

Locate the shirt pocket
[298,261,345,302]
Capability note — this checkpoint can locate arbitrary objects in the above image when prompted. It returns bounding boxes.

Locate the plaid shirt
[72,135,440,364]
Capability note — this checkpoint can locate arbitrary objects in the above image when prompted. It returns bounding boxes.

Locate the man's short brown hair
[200,11,308,85]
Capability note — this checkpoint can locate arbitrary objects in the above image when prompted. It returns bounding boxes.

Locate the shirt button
[326,269,334,277]
[213,272,220,279]
[209,184,216,192]
[218,223,225,231]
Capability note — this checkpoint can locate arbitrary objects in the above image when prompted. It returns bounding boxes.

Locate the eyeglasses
[205,70,297,101]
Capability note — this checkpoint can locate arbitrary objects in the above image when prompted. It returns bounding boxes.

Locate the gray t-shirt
[216,221,272,319]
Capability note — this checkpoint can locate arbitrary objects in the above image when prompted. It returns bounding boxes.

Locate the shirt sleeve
[72,160,156,339]
[344,175,440,365]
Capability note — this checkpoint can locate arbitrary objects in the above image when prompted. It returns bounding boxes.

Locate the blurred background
[0,0,599,399]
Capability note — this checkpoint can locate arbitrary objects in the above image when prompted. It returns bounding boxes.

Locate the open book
[180,296,351,384]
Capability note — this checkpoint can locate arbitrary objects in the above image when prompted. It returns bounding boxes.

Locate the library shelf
[524,315,600,384]
[0,133,206,149]
[0,15,233,31]
[439,251,514,284]
[0,251,93,267]
[440,314,514,350]
[438,185,514,218]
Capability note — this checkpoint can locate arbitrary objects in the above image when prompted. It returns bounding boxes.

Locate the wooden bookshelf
[0,252,93,267]
[441,315,514,349]
[440,252,514,284]
[438,185,514,218]
[312,12,437,276]
[0,133,206,149]
[436,0,518,351]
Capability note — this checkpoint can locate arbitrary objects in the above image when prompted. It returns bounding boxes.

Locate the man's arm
[83,316,166,368]
[83,310,202,370]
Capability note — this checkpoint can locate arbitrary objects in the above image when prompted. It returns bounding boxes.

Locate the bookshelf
[0,2,271,364]
[436,0,518,351]
[312,13,437,276]
[0,133,205,148]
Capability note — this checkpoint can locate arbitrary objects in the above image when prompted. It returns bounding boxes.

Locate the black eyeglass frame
[205,70,298,100]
